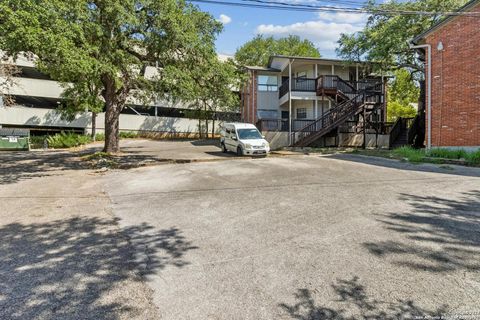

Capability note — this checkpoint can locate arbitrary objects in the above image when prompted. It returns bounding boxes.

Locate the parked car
[220,123,270,156]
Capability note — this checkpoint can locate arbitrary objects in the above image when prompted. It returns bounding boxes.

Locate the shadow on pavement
[0,150,170,185]
[364,191,480,273]
[0,151,88,185]
[325,153,480,178]
[190,139,220,147]
[0,217,197,319]
[280,277,448,319]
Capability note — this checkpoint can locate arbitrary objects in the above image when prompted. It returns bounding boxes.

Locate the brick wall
[240,70,258,124]
[425,2,480,147]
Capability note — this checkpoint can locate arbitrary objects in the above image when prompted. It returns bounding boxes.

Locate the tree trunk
[101,74,127,153]
[198,118,202,139]
[91,112,97,141]
[104,105,120,153]
[212,118,215,139]
[205,119,209,140]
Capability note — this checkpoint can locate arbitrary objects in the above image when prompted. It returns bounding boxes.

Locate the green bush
[119,131,138,139]
[46,132,92,149]
[30,136,48,149]
[95,133,105,141]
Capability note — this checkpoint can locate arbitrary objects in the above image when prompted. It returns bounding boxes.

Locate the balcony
[279,77,317,98]
[256,118,317,132]
[278,75,385,103]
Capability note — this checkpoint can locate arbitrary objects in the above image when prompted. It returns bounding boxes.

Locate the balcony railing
[256,118,316,132]
[279,77,317,98]
[256,119,289,132]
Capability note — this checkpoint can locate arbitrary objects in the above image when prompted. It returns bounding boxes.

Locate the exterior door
[281,111,289,131]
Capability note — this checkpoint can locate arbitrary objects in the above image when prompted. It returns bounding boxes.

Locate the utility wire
[190,0,480,17]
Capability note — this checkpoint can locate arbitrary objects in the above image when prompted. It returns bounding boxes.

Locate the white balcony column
[331,65,335,75]
[288,60,292,144]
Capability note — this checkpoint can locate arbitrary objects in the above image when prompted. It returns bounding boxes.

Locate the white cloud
[316,12,368,25]
[218,14,232,25]
[255,12,367,57]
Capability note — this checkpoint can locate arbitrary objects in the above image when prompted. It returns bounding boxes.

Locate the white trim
[410,44,432,150]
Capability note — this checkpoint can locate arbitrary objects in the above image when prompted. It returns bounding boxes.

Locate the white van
[220,123,270,156]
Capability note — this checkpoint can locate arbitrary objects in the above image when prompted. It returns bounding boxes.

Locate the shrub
[46,132,92,149]
[94,133,105,141]
[119,131,138,139]
[30,136,48,149]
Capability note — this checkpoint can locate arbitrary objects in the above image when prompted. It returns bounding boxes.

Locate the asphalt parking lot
[1,140,480,319]
[104,152,480,319]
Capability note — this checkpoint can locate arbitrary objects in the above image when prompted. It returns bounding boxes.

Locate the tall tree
[235,35,320,67]
[179,57,244,138]
[389,69,420,107]
[336,0,468,72]
[387,69,420,122]
[59,79,104,140]
[0,0,221,152]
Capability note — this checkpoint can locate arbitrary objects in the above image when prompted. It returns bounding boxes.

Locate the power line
[190,0,480,17]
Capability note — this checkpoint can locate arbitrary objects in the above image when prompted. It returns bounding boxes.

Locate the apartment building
[0,54,236,137]
[241,55,388,148]
[411,0,480,149]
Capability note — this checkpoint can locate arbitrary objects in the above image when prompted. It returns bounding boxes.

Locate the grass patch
[392,146,425,163]
[353,146,480,167]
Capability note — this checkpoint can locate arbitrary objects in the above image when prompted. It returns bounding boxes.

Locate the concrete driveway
[103,154,480,319]
[87,139,235,161]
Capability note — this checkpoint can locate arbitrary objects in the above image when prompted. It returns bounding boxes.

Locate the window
[237,128,263,140]
[257,110,278,119]
[296,108,307,119]
[258,75,278,92]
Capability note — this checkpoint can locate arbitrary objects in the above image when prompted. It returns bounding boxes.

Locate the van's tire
[221,143,227,153]
[236,146,243,156]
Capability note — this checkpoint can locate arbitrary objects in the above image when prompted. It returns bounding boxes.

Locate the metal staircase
[292,76,383,147]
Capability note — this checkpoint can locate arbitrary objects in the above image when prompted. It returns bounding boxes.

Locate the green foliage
[393,146,425,162]
[387,69,420,121]
[95,133,105,141]
[392,146,480,165]
[119,131,138,139]
[235,35,321,67]
[46,132,92,149]
[390,69,420,105]
[177,56,244,137]
[428,148,480,164]
[337,0,468,71]
[387,101,417,122]
[29,136,48,149]
[0,0,222,152]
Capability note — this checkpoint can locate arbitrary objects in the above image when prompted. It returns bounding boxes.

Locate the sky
[192,0,375,59]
